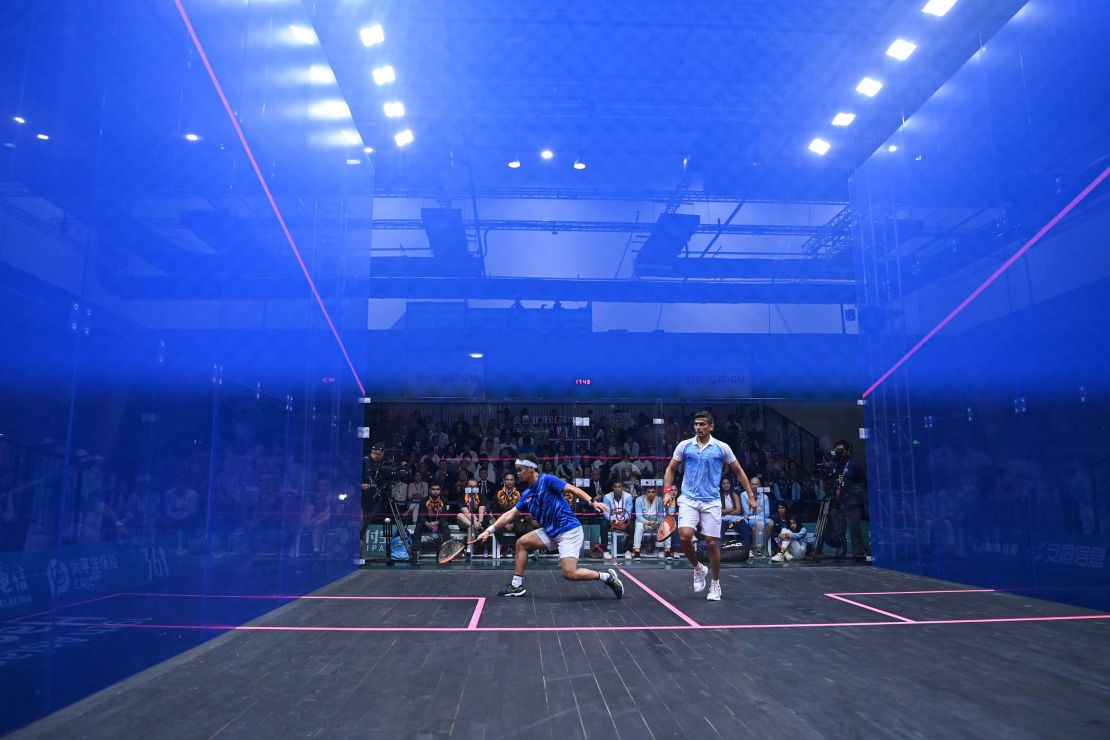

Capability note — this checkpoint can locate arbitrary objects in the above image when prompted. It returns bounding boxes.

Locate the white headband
[515,459,538,469]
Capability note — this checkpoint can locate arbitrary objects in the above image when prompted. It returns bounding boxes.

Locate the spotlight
[856,77,883,97]
[35,133,49,141]
[507,157,521,169]
[308,100,351,119]
[360,24,385,47]
[341,129,360,145]
[364,146,375,154]
[309,64,336,84]
[184,132,200,142]
[808,138,831,156]
[338,492,349,501]
[922,0,958,17]
[886,39,918,60]
[573,158,586,170]
[831,112,856,126]
[289,24,318,45]
[394,129,414,146]
[383,101,405,118]
[540,149,554,160]
[887,145,898,152]
[372,65,396,85]
[469,352,484,359]
[13,116,25,125]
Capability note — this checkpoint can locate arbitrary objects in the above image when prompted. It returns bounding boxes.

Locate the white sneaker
[657,551,664,559]
[693,564,707,592]
[771,552,784,562]
[624,550,632,560]
[706,582,721,601]
[784,552,794,561]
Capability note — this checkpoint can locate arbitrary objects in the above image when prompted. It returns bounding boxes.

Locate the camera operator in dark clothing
[829,440,869,558]
[360,443,388,540]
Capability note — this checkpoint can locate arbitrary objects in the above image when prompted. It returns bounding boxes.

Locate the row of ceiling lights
[8,116,51,143]
[808,0,960,157]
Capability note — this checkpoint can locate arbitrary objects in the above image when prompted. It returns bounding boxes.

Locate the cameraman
[360,442,388,540]
[829,440,869,558]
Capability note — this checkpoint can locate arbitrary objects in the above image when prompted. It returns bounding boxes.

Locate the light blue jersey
[672,436,737,502]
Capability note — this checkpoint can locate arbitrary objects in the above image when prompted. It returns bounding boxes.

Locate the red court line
[172,0,365,396]
[831,589,996,596]
[826,593,915,623]
[7,592,123,623]
[617,568,700,627]
[861,161,1110,399]
[10,614,1108,633]
[467,598,486,630]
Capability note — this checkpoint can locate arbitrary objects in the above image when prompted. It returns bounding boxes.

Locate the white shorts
[535,525,585,560]
[677,498,722,539]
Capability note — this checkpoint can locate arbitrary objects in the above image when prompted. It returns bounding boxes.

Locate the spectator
[601,480,634,558]
[406,471,428,525]
[632,485,666,560]
[771,514,808,562]
[740,476,773,557]
[411,483,454,558]
[165,475,199,555]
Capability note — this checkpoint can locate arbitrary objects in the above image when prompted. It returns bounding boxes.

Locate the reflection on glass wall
[0,0,362,732]
[852,0,1110,611]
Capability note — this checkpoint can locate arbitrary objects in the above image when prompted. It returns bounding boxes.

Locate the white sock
[711,579,720,586]
[598,571,611,583]
[511,575,523,588]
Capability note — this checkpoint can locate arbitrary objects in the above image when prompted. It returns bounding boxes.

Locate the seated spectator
[740,476,773,557]
[771,514,808,562]
[720,478,751,544]
[411,483,455,557]
[632,485,667,560]
[601,480,634,558]
[611,452,642,484]
[774,469,800,504]
[457,478,490,556]
[492,472,532,554]
[406,472,428,525]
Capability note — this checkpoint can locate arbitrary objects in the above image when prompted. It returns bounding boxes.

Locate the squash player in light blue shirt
[664,410,757,601]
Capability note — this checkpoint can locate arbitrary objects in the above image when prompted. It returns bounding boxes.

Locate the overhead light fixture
[573,158,586,170]
[360,24,385,47]
[289,24,318,45]
[507,157,521,169]
[540,149,554,160]
[469,352,484,359]
[184,132,200,142]
[383,101,405,118]
[886,39,918,60]
[346,158,360,165]
[887,145,898,152]
[856,77,883,97]
[922,0,958,17]
[12,116,25,125]
[808,138,831,156]
[394,129,414,146]
[341,129,360,145]
[364,146,375,154]
[35,133,49,141]
[372,65,396,85]
[309,64,336,84]
[308,100,352,120]
[831,112,856,126]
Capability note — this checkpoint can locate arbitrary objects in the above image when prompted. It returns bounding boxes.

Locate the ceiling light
[922,0,958,17]
[341,129,360,145]
[831,112,856,126]
[507,157,521,169]
[856,77,883,97]
[372,65,396,85]
[13,116,25,124]
[540,149,554,160]
[887,145,898,152]
[364,146,375,154]
[309,64,336,84]
[35,133,49,141]
[308,100,352,120]
[394,129,414,146]
[469,352,484,359]
[289,24,317,45]
[383,101,405,118]
[346,158,360,165]
[360,24,385,47]
[184,133,200,142]
[573,158,586,170]
[808,138,831,156]
[886,39,918,60]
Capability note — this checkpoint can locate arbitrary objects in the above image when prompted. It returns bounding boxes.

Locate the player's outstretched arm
[477,507,518,541]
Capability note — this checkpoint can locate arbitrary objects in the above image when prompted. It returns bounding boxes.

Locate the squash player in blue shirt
[664,410,757,601]
[476,453,624,598]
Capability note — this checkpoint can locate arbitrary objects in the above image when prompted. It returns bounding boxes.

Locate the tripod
[808,498,832,560]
